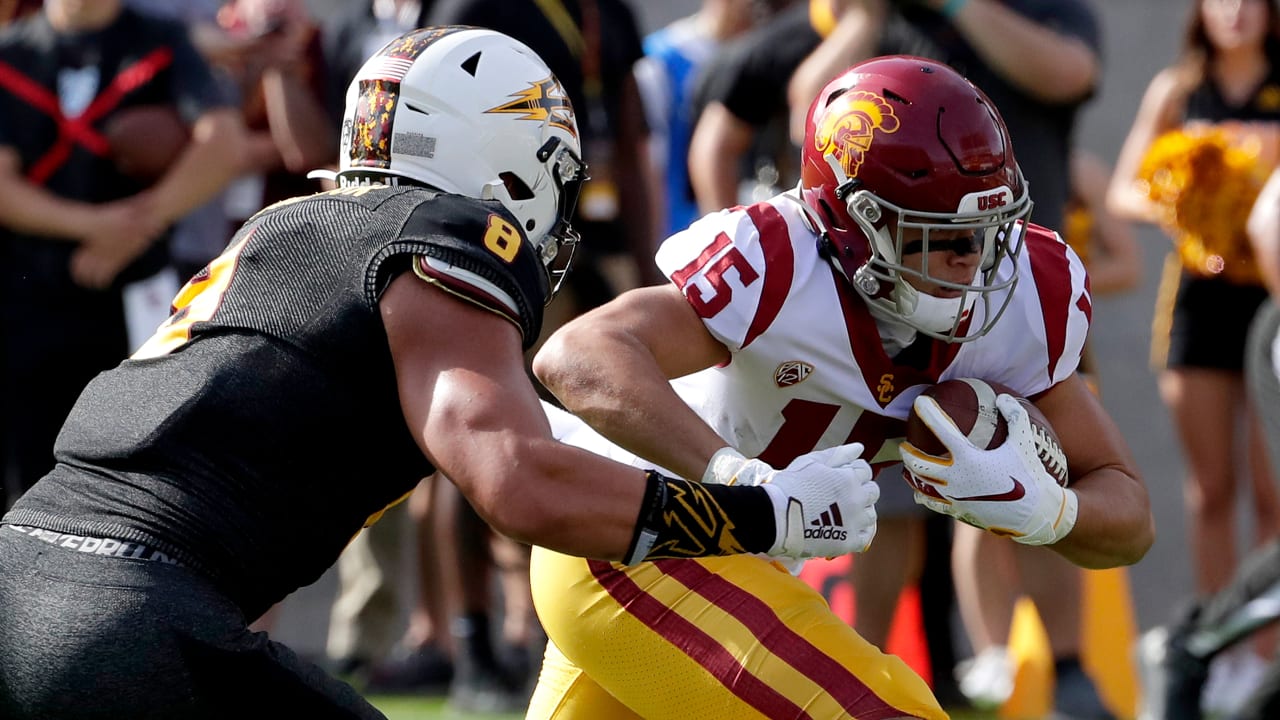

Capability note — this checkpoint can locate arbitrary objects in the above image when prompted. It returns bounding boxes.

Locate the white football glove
[755,443,880,559]
[900,394,1078,546]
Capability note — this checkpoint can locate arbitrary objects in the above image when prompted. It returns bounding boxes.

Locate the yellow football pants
[526,548,948,720]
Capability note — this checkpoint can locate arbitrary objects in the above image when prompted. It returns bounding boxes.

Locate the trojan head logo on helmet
[320,26,587,301]
[812,90,900,181]
[797,55,1033,342]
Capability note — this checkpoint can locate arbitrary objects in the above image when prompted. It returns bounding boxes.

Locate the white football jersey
[546,191,1090,480]
[652,192,1090,474]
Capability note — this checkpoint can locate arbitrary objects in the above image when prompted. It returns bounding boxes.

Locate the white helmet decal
[484,77,578,139]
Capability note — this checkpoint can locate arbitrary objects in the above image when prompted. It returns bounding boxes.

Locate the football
[103,105,190,181]
[904,377,1070,486]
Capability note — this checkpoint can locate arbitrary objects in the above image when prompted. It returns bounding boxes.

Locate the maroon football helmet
[798,55,1033,342]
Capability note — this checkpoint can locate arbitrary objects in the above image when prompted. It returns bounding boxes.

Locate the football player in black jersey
[0,26,882,719]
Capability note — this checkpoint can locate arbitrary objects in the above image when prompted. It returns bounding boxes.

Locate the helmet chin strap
[782,185,826,233]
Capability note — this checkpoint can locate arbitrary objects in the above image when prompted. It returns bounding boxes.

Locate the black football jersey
[4,185,549,618]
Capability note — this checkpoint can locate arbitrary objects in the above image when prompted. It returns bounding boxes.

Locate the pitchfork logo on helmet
[796,55,1033,344]
[485,77,577,138]
[812,91,899,181]
[315,26,587,303]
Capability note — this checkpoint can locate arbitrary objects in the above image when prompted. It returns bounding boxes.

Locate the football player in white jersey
[525,55,1154,720]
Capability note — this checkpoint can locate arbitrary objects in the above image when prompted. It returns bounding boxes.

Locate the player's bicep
[381,271,551,469]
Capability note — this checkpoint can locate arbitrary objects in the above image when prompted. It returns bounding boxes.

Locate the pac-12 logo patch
[774,361,814,388]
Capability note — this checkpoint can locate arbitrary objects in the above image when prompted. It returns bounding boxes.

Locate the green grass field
[368,694,1000,719]
[372,694,517,720]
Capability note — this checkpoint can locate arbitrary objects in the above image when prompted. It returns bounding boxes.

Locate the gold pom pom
[1137,126,1268,284]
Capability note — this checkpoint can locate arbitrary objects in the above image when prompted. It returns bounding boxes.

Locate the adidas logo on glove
[804,502,848,541]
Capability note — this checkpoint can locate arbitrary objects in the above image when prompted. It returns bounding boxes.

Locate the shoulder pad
[402,193,549,346]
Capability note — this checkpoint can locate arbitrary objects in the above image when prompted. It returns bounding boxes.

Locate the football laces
[1031,424,1068,486]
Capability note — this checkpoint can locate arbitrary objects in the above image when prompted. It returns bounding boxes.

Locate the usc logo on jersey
[812,90,900,180]
[876,373,895,403]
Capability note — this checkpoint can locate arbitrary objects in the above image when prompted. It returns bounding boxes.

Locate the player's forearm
[454,437,780,563]
[536,336,725,481]
[456,438,647,558]
[1048,468,1154,568]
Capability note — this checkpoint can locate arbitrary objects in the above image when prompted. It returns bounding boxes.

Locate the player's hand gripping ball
[901,378,1075,545]
[903,378,1068,485]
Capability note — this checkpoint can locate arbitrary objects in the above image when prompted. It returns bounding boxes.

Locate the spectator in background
[633,0,758,238]
[1135,162,1280,720]
[124,0,241,281]
[1063,150,1145,318]
[0,0,246,508]
[687,0,818,215]
[785,2,1108,716]
[1108,1,1280,712]
[210,0,334,232]
[325,478,455,696]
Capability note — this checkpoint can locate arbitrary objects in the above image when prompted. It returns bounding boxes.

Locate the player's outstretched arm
[533,283,734,483]
[381,272,875,562]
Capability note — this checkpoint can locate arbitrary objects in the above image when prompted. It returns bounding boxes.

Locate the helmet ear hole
[500,171,535,200]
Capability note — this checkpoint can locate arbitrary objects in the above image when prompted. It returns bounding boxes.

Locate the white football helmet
[325,26,587,297]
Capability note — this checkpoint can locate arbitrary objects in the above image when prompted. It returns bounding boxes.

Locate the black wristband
[623,471,669,564]
[623,471,775,565]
